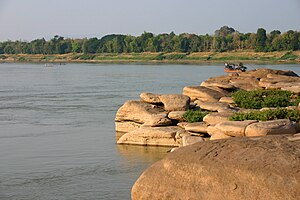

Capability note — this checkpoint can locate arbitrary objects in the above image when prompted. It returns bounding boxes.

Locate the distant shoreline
[1,51,299,65]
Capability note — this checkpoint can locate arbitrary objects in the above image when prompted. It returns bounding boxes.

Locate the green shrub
[153,53,165,60]
[183,110,209,123]
[232,89,293,109]
[229,108,300,122]
[280,51,298,60]
[78,54,95,60]
[164,54,186,60]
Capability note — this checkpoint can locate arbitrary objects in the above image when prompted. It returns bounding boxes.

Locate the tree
[215,26,236,37]
[256,28,267,51]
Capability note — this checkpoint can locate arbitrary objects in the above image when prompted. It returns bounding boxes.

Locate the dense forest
[0,26,299,55]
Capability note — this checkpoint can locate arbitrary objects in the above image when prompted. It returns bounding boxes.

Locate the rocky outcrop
[116,68,300,147]
[132,135,300,200]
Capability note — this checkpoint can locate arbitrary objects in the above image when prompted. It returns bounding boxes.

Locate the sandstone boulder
[115,121,141,133]
[203,112,233,125]
[140,92,161,104]
[239,68,298,79]
[245,119,297,137]
[132,135,300,200]
[219,96,234,104]
[195,100,229,112]
[200,75,236,90]
[159,94,190,111]
[229,76,260,91]
[117,126,186,147]
[183,86,225,102]
[167,111,186,122]
[214,120,258,137]
[184,122,208,133]
[115,100,172,126]
[210,132,232,140]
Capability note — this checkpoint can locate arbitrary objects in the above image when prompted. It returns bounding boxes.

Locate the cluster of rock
[115,68,300,148]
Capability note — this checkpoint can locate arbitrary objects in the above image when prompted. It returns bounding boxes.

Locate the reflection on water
[117,145,170,164]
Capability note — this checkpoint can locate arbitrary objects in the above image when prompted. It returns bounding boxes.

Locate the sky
[0,0,299,41]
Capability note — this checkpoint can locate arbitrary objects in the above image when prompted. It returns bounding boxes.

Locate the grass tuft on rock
[183,110,209,123]
[229,108,300,122]
[232,89,295,109]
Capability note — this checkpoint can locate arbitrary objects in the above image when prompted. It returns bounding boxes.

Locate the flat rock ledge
[132,135,300,200]
[115,69,300,147]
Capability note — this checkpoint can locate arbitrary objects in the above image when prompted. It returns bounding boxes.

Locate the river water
[0,63,299,200]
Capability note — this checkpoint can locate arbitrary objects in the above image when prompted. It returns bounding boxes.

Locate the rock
[184,122,208,133]
[210,132,232,140]
[195,100,229,112]
[219,96,234,104]
[167,111,186,122]
[239,68,299,79]
[115,121,141,133]
[203,112,233,125]
[200,75,236,90]
[281,84,300,94]
[229,76,260,91]
[206,125,220,136]
[177,122,189,129]
[214,120,258,137]
[117,126,186,147]
[183,86,225,102]
[159,94,190,111]
[140,92,161,104]
[132,135,300,200]
[115,100,172,126]
[245,119,297,137]
[182,135,204,146]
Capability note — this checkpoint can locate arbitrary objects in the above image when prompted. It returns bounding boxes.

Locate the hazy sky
[0,0,299,41]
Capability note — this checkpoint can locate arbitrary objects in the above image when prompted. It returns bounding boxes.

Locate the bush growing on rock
[232,89,294,109]
[230,108,300,122]
[183,110,209,123]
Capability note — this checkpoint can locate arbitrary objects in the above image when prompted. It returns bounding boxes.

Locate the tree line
[0,26,299,55]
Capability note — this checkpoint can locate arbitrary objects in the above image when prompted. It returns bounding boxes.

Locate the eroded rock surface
[132,135,300,200]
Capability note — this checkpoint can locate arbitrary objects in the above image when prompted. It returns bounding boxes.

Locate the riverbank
[1,51,300,64]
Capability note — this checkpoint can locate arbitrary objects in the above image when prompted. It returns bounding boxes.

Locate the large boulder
[117,126,186,147]
[183,86,225,102]
[159,94,190,111]
[132,135,300,200]
[245,119,297,137]
[115,100,172,126]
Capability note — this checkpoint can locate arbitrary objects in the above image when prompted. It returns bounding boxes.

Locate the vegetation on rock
[183,110,209,123]
[230,108,300,122]
[232,89,297,109]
